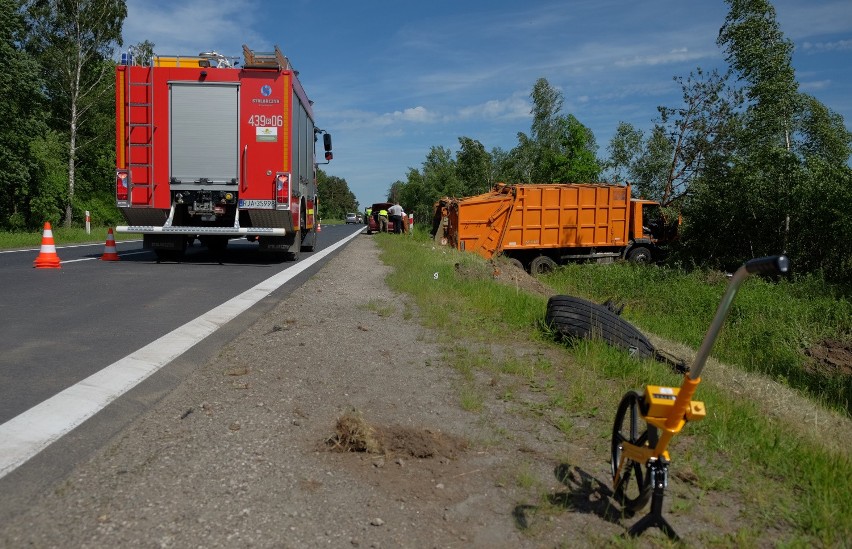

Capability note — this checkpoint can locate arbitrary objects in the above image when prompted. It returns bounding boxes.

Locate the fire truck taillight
[116,171,129,205]
[275,172,291,210]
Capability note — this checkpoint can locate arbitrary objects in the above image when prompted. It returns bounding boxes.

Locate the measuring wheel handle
[611,254,789,540]
[745,254,790,276]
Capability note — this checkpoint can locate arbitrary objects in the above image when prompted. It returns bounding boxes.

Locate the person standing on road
[388,202,405,234]
[378,207,389,233]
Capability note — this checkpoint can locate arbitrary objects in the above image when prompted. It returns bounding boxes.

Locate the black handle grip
[744,255,789,275]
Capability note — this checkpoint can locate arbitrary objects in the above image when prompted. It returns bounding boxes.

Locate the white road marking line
[0,228,362,479]
[1,239,144,254]
[61,251,150,263]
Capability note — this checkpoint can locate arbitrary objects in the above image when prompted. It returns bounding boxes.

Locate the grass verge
[0,226,137,249]
[375,230,851,546]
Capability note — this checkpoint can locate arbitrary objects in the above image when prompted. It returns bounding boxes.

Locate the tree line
[1,0,126,231]
[2,0,849,281]
[387,0,851,282]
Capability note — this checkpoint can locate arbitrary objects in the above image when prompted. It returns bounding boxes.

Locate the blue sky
[123,0,852,210]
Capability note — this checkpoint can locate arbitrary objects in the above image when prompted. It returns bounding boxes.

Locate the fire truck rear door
[169,82,239,188]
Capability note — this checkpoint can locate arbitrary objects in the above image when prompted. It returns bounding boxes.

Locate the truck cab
[626,200,677,263]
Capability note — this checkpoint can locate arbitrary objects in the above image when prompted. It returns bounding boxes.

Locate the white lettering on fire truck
[248,114,283,127]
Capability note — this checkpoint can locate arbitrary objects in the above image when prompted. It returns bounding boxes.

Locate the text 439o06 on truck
[114,45,333,262]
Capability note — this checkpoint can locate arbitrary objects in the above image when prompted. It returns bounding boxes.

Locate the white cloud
[801,40,852,53]
[123,0,263,56]
[615,47,706,68]
[456,96,530,121]
[389,106,435,123]
[800,79,832,91]
[325,106,437,132]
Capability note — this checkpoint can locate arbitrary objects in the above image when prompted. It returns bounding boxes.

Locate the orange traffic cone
[316,219,322,233]
[33,222,62,269]
[100,228,120,261]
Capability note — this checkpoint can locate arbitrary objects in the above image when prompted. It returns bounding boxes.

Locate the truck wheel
[299,203,315,252]
[530,255,557,276]
[627,246,652,263]
[301,213,316,252]
[288,232,301,261]
[300,230,316,253]
[545,295,655,359]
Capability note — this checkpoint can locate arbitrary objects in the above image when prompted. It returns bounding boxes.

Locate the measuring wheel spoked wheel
[611,390,655,514]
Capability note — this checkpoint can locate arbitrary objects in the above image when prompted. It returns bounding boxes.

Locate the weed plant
[376,231,851,545]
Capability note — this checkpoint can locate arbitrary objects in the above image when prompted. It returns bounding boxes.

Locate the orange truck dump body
[433,183,669,271]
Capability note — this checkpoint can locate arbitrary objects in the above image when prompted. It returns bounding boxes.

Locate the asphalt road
[0,224,362,425]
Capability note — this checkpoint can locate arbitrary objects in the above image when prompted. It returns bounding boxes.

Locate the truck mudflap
[115,226,287,236]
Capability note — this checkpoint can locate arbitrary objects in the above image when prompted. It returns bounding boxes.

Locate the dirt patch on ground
[327,411,469,459]
[804,338,852,376]
[452,256,556,299]
[491,257,556,298]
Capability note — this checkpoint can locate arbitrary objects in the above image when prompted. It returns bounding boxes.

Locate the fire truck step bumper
[116,226,287,236]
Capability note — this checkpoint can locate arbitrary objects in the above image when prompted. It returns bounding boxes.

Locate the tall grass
[543,262,852,415]
[376,232,852,544]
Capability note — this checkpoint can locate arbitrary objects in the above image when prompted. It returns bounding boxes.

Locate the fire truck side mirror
[323,133,332,153]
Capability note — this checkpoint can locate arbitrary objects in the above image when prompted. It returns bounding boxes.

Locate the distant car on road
[356,214,363,224]
[345,213,357,224]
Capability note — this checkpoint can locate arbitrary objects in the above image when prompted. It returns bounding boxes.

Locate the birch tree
[25,0,126,226]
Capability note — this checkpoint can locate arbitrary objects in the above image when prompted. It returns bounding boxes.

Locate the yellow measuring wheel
[610,255,789,540]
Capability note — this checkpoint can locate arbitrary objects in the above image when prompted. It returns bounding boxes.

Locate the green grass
[374,231,852,546]
[0,226,138,249]
[540,262,852,415]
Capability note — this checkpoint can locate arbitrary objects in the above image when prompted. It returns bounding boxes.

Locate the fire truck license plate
[239,199,275,209]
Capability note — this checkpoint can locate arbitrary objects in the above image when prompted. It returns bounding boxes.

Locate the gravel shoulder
[0,235,594,548]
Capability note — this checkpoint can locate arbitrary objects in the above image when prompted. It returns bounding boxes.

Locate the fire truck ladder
[242,44,292,70]
[125,63,155,207]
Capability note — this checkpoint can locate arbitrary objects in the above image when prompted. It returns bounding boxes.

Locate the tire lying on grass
[545,295,655,360]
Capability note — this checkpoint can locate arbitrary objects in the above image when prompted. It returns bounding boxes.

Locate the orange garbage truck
[431,183,675,274]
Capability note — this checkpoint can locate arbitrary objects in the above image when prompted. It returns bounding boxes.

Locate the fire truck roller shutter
[169,83,240,188]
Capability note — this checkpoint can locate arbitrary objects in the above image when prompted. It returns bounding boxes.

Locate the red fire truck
[115,45,332,261]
